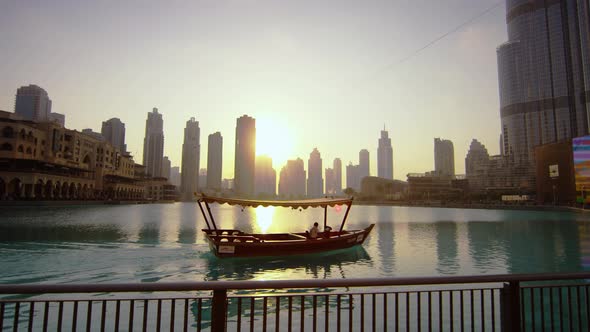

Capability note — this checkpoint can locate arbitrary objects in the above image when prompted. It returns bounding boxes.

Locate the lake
[1,203,589,284]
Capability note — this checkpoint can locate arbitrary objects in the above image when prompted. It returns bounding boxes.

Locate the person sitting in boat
[324,225,332,238]
[309,222,319,239]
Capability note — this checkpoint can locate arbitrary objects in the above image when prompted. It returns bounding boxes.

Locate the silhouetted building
[199,168,207,191]
[346,163,361,192]
[170,166,181,187]
[14,85,52,122]
[234,115,256,196]
[255,155,276,197]
[181,117,200,200]
[207,132,223,190]
[162,156,171,180]
[378,129,393,179]
[465,139,490,192]
[279,158,306,198]
[81,129,104,141]
[359,149,370,180]
[101,118,126,153]
[142,108,164,177]
[434,138,455,177]
[497,0,590,187]
[48,112,65,127]
[307,148,323,197]
[361,176,407,200]
[325,158,343,195]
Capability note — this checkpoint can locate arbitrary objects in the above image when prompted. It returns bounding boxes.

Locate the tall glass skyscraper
[181,117,200,200]
[378,129,393,180]
[14,85,52,122]
[142,108,164,178]
[497,0,590,167]
[234,115,256,196]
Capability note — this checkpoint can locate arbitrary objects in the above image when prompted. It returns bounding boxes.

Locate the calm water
[1,203,590,284]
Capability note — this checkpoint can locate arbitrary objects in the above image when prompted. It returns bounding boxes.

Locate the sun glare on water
[256,117,295,169]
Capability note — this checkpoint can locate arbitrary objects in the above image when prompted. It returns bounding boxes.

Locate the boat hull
[203,224,375,258]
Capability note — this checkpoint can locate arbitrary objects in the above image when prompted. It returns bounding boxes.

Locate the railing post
[212,289,228,332]
[501,281,521,332]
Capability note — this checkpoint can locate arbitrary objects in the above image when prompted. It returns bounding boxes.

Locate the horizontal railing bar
[521,283,590,289]
[1,272,589,295]
[0,296,213,303]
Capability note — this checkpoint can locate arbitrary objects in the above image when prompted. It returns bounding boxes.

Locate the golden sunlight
[256,117,294,169]
[255,206,275,233]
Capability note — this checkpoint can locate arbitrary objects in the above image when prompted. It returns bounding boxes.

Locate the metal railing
[1,272,590,331]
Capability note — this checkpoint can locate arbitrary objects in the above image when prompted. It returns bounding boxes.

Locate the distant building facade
[465,139,490,192]
[434,138,455,177]
[325,158,342,195]
[180,117,200,200]
[307,148,323,197]
[0,111,144,201]
[101,118,126,153]
[255,155,276,197]
[170,166,181,187]
[234,115,256,197]
[206,132,223,190]
[14,85,52,122]
[161,156,171,180]
[346,163,360,192]
[359,149,370,180]
[278,158,306,198]
[142,108,164,177]
[378,129,393,179]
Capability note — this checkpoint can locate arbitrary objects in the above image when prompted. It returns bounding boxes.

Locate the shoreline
[0,199,588,213]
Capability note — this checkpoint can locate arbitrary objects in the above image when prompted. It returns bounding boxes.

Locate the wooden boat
[197,195,375,258]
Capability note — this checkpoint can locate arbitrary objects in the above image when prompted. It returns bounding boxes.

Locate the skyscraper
[181,117,200,200]
[170,166,181,187]
[207,132,223,190]
[234,115,256,197]
[434,138,455,177]
[162,156,171,180]
[378,129,393,179]
[465,139,490,191]
[255,155,277,196]
[359,149,370,180]
[14,84,61,123]
[497,0,590,166]
[142,108,164,177]
[101,118,126,153]
[278,158,306,198]
[307,148,324,197]
[325,158,342,195]
[333,158,342,194]
[346,163,360,192]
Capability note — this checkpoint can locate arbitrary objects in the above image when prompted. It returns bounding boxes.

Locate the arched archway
[17,145,24,153]
[45,180,54,198]
[69,183,77,199]
[35,179,44,199]
[61,182,69,199]
[2,126,14,138]
[7,178,22,199]
[54,181,61,198]
[0,177,5,199]
[26,147,32,155]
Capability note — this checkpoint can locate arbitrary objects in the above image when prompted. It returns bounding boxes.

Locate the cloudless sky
[0,0,506,180]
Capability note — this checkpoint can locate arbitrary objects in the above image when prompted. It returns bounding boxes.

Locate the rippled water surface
[1,203,590,284]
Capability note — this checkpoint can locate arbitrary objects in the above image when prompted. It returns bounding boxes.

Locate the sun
[256,117,294,169]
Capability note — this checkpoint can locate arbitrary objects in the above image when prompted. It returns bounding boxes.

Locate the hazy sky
[0,0,507,180]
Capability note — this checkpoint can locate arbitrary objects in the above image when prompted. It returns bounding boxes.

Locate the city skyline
[0,0,507,180]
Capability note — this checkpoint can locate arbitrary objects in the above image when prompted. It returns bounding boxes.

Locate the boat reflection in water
[203,245,372,282]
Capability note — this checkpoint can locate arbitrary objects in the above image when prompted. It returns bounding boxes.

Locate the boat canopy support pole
[204,201,218,230]
[338,203,352,233]
[197,201,212,230]
[323,206,328,229]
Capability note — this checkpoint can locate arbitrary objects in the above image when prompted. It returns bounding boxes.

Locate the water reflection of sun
[255,206,275,233]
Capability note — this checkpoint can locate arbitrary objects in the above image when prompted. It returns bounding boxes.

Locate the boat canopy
[196,194,352,209]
